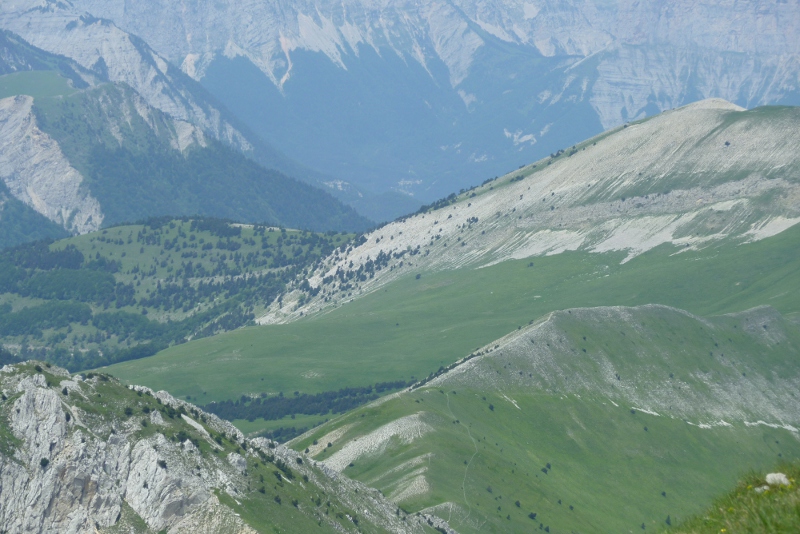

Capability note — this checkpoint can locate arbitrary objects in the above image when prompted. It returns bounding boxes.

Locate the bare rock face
[0,95,102,234]
[0,1,252,155]
[60,0,800,124]
[0,363,451,533]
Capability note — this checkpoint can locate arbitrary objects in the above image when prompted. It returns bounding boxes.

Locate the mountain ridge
[262,99,800,323]
[49,0,800,203]
[289,303,800,532]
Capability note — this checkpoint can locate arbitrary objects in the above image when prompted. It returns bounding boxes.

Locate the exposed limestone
[0,95,102,233]
[260,99,800,323]
[0,363,453,533]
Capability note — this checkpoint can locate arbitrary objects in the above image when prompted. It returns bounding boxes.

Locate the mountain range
[21,0,800,209]
[90,98,800,532]
[0,29,371,247]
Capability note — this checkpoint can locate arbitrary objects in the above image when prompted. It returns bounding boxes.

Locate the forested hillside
[0,182,68,249]
[31,83,372,231]
[0,218,354,371]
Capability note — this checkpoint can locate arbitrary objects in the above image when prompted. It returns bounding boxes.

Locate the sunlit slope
[267,100,800,323]
[104,223,800,403]
[290,305,800,534]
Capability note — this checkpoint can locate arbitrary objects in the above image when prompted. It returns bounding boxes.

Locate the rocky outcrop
[0,362,451,533]
[0,95,102,234]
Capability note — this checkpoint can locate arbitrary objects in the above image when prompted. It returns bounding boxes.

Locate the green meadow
[105,224,800,407]
[0,71,76,99]
[300,390,799,534]
[289,304,800,533]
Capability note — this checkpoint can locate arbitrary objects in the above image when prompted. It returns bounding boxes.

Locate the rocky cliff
[0,95,102,234]
[0,361,452,533]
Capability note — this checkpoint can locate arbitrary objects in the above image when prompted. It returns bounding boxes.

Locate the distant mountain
[51,0,800,205]
[0,7,397,221]
[0,32,372,240]
[0,361,452,533]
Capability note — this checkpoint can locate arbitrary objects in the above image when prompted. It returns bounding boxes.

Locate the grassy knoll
[104,224,800,405]
[669,463,799,533]
[0,71,76,99]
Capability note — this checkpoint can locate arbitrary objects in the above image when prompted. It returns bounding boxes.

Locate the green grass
[290,306,800,533]
[0,71,76,99]
[669,463,800,533]
[232,413,329,438]
[104,224,800,406]
[298,389,800,534]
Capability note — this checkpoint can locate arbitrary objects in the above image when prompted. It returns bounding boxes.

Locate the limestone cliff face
[61,0,800,126]
[0,95,102,234]
[0,1,252,154]
[0,362,452,533]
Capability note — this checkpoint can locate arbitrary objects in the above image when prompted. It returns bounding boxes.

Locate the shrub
[40,458,49,468]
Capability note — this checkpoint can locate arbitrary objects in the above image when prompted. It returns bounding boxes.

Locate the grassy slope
[104,223,800,406]
[0,71,75,99]
[669,463,799,533]
[288,306,800,534]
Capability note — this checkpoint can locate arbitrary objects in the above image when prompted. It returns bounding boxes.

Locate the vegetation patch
[0,218,354,371]
[669,464,800,533]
